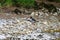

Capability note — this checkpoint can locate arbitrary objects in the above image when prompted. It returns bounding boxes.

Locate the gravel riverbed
[0,9,60,40]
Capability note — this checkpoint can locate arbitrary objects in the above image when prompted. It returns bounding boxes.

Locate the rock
[38,11,45,18]
[0,34,6,39]
[33,28,42,33]
[53,12,58,16]
[24,10,31,15]
[48,16,59,29]
[53,32,60,38]
[31,11,39,17]
[13,9,22,15]
[6,34,12,38]
[36,20,50,31]
[31,12,35,16]
[45,13,49,16]
[43,33,55,39]
[20,33,56,40]
[37,34,43,38]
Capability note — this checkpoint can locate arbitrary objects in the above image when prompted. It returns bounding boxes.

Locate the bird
[27,17,38,23]
[30,17,36,21]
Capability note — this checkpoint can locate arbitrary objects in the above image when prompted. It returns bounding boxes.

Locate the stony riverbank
[0,8,60,40]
